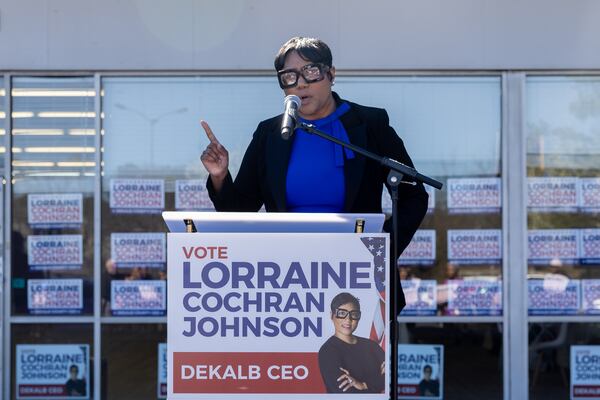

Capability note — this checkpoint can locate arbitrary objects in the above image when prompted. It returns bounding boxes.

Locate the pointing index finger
[201,120,220,144]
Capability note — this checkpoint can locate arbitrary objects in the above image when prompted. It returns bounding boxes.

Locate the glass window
[529,323,600,400]
[338,77,503,399]
[401,323,502,398]
[526,76,600,398]
[11,77,96,316]
[339,76,503,316]
[100,77,282,315]
[102,324,166,399]
[526,77,600,316]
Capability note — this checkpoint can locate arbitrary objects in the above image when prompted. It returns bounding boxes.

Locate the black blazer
[207,93,429,311]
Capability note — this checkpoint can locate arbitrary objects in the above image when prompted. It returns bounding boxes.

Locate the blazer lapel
[266,120,293,211]
[340,106,367,212]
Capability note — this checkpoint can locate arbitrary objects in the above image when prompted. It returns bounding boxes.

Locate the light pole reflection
[114,102,188,165]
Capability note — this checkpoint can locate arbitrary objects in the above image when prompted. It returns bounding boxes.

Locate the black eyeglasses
[334,308,361,321]
[277,63,330,89]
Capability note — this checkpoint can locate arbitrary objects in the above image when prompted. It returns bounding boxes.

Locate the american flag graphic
[360,236,387,350]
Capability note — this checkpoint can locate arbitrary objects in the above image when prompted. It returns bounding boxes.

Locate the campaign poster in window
[527,177,578,213]
[528,279,580,315]
[579,178,600,213]
[446,279,502,316]
[109,178,164,214]
[447,177,501,214]
[16,344,89,399]
[27,279,83,315]
[580,229,600,265]
[571,346,600,399]
[111,280,166,316]
[110,232,166,268]
[399,230,436,266]
[397,344,444,399]
[175,179,214,210]
[27,235,83,271]
[582,280,600,314]
[27,193,83,229]
[400,280,437,316]
[158,343,167,399]
[528,229,579,265]
[447,229,502,265]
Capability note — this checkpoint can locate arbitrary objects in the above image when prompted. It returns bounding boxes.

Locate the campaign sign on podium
[167,232,389,399]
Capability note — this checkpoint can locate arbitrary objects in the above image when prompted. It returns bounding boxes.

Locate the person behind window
[317,292,384,393]
[65,364,86,396]
[418,364,440,397]
[200,36,428,312]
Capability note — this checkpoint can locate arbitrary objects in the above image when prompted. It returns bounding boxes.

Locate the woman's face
[281,51,336,120]
[331,301,360,338]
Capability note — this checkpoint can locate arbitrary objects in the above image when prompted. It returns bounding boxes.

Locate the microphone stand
[296,121,442,400]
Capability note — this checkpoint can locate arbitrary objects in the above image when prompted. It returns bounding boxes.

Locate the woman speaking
[200,36,428,311]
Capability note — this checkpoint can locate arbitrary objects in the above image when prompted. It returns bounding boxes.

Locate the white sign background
[167,232,389,399]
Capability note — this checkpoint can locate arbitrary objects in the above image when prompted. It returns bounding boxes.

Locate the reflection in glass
[102,324,166,400]
[526,77,600,316]
[401,323,502,399]
[11,77,95,316]
[101,77,283,315]
[342,77,503,316]
[526,76,600,400]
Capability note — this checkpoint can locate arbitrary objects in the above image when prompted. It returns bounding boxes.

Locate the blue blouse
[286,102,354,212]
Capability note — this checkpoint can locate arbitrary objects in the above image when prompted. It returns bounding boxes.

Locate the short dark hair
[330,292,360,313]
[69,365,79,373]
[423,365,433,373]
[274,37,333,71]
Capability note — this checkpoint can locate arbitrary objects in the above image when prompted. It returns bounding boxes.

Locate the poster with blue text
[528,229,580,265]
[27,279,83,315]
[446,279,502,316]
[581,229,600,265]
[175,179,214,210]
[109,178,164,214]
[27,193,83,229]
[447,177,501,214]
[111,232,166,268]
[571,346,600,399]
[111,280,166,316]
[582,279,600,314]
[579,178,600,213]
[528,176,578,212]
[168,233,389,399]
[399,230,436,266]
[528,279,580,315]
[27,235,83,271]
[400,280,437,316]
[16,344,89,399]
[447,229,502,265]
[397,344,444,399]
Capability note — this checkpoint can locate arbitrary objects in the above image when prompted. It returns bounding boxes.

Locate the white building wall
[1,0,600,70]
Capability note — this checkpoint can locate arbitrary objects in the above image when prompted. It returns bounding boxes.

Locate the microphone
[281,95,301,140]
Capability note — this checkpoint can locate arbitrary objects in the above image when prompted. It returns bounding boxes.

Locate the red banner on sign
[173,352,325,393]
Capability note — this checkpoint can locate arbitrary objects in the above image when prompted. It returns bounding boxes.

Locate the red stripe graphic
[173,352,326,393]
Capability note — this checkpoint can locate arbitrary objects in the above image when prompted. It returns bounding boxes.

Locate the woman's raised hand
[200,120,229,190]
